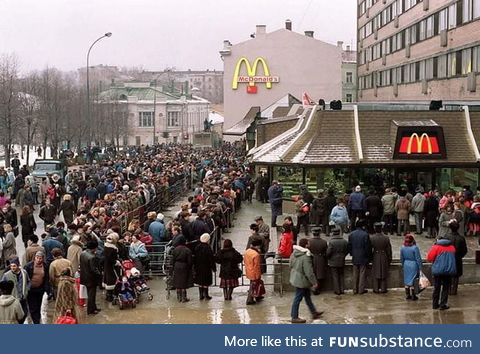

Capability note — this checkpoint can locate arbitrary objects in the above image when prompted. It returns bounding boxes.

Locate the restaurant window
[436,168,479,193]
[273,166,303,198]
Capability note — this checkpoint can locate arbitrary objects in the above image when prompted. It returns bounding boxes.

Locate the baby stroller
[122,259,154,302]
[111,265,137,310]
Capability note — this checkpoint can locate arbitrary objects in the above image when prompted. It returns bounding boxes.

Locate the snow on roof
[209,111,224,124]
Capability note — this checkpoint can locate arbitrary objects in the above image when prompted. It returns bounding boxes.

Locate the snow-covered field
[0,145,53,167]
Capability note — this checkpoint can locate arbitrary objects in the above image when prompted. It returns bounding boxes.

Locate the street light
[86,32,112,146]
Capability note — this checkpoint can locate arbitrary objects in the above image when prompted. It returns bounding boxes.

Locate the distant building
[139,70,224,104]
[357,0,480,101]
[221,21,353,131]
[341,43,358,102]
[98,82,210,146]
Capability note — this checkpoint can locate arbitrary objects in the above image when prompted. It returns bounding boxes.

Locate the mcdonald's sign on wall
[232,57,280,94]
[393,126,446,159]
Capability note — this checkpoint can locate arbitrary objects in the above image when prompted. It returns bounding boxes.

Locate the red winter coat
[278,231,294,258]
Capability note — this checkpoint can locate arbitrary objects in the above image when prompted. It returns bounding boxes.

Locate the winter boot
[405,288,412,300]
[410,288,418,301]
[176,290,182,302]
[199,288,205,300]
[204,287,212,300]
[223,288,229,300]
[182,289,190,303]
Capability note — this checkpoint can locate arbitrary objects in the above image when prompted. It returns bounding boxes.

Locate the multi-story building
[221,21,349,131]
[98,82,210,146]
[341,43,358,102]
[357,0,480,101]
[139,70,224,104]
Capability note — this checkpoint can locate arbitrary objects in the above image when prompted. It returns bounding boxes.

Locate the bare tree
[0,53,21,168]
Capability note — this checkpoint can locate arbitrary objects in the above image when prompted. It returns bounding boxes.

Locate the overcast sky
[0,0,356,74]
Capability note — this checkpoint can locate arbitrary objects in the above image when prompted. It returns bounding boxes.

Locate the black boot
[223,288,228,300]
[405,288,412,300]
[227,287,234,301]
[204,287,212,300]
[199,288,205,300]
[177,290,182,302]
[182,289,190,303]
[410,288,418,301]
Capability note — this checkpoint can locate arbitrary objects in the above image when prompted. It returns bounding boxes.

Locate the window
[462,48,473,74]
[438,55,447,78]
[392,1,398,17]
[346,72,353,83]
[448,51,462,77]
[138,111,154,127]
[426,16,434,38]
[425,58,434,79]
[419,20,426,41]
[448,3,457,29]
[410,24,418,44]
[410,62,417,82]
[403,64,411,83]
[346,94,353,102]
[439,8,448,31]
[474,46,480,72]
[167,111,180,127]
[463,0,473,23]
[475,0,480,18]
[396,66,403,84]
[398,0,403,15]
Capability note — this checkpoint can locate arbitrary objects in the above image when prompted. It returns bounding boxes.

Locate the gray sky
[0,0,356,73]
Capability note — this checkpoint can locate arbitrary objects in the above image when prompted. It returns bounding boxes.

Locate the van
[32,159,67,181]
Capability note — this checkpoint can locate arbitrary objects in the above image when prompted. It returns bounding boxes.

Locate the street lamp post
[86,32,112,146]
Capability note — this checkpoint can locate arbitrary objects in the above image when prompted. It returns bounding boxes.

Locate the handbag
[418,271,431,293]
[55,310,78,324]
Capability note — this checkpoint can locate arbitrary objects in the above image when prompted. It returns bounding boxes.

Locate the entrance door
[396,169,434,194]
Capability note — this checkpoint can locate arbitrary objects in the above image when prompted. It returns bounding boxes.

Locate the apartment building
[357,0,480,101]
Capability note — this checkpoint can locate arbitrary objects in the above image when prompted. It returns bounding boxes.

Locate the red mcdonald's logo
[399,133,440,154]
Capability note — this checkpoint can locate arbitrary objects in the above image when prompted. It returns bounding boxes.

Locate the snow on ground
[0,145,53,167]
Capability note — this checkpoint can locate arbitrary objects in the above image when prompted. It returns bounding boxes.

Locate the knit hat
[7,257,20,266]
[200,233,210,243]
[156,213,164,221]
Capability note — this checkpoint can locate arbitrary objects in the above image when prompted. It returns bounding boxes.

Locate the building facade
[341,44,358,102]
[221,22,345,130]
[357,0,480,101]
[98,82,210,146]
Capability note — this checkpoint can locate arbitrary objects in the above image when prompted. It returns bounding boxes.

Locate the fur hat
[156,213,164,221]
[200,233,210,243]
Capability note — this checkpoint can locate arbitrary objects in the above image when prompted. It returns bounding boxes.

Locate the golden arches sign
[406,133,433,154]
[232,57,279,90]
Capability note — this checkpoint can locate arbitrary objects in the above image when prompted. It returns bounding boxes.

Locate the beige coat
[67,242,83,275]
[49,258,73,287]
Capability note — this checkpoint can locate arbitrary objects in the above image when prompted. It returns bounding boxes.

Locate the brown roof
[471,111,480,149]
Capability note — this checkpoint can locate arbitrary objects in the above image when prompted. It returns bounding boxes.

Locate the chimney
[304,31,314,38]
[256,24,266,36]
[285,19,292,31]
[337,41,344,49]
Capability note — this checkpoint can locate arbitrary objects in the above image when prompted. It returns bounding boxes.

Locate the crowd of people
[0,143,254,324]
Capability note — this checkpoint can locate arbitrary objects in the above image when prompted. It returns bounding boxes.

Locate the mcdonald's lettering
[398,133,440,154]
[232,57,279,93]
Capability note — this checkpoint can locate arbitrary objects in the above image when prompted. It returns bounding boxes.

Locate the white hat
[355,185,361,192]
[156,213,164,221]
[200,233,210,243]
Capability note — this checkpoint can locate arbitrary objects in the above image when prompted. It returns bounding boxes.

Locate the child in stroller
[113,276,137,309]
[130,267,150,293]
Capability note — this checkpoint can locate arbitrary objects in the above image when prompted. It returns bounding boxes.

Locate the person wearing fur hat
[193,233,216,300]
[0,280,24,324]
[103,232,120,302]
[59,194,76,226]
[80,240,102,315]
[24,251,50,324]
[289,238,324,323]
[67,235,83,275]
[1,257,30,323]
[326,228,349,295]
[144,211,157,233]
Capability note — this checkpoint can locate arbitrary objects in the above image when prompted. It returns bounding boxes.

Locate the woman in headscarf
[103,232,120,302]
[215,238,243,301]
[193,233,216,300]
[170,235,193,303]
[53,268,80,323]
[400,234,423,301]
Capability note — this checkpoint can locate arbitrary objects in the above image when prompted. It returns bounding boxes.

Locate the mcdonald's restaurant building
[220,22,346,132]
[248,105,480,198]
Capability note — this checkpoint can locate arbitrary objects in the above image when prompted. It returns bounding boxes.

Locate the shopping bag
[55,310,78,324]
[418,271,431,293]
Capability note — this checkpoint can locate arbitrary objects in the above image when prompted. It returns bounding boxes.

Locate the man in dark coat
[39,198,57,229]
[324,189,337,236]
[267,180,283,227]
[171,237,194,302]
[190,210,211,241]
[348,185,365,230]
[348,219,371,294]
[308,227,328,294]
[11,157,21,176]
[364,189,383,234]
[326,228,349,295]
[193,233,216,300]
[80,240,102,315]
[369,223,393,293]
[446,221,468,295]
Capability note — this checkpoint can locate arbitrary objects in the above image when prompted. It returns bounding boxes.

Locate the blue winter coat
[427,239,457,276]
[400,245,422,286]
[348,191,365,212]
[148,220,166,242]
[330,206,349,227]
[268,185,283,215]
[348,228,371,265]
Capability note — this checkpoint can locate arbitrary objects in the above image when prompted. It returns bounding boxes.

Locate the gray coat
[308,237,328,279]
[326,235,348,268]
[438,212,454,238]
[369,232,392,279]
[289,246,317,288]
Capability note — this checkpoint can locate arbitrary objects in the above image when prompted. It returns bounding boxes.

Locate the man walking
[348,220,371,294]
[24,251,50,324]
[289,238,323,323]
[267,180,283,227]
[370,223,393,293]
[80,240,102,315]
